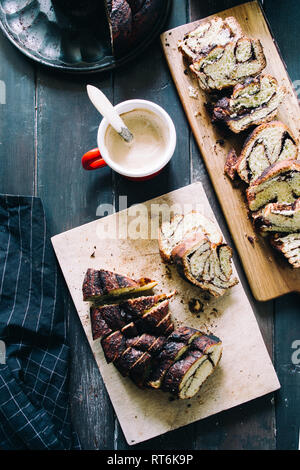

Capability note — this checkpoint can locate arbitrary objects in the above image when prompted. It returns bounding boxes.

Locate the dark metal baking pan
[0,0,172,73]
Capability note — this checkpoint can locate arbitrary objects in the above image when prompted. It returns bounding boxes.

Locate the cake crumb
[188,86,198,99]
[188,298,204,314]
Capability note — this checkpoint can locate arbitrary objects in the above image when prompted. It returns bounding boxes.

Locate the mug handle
[82,148,107,171]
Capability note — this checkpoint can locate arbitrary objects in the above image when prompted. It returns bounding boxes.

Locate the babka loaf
[171,232,238,297]
[178,16,243,62]
[158,210,223,263]
[225,122,298,183]
[190,37,266,92]
[104,0,162,56]
[82,268,157,301]
[246,160,300,212]
[270,233,300,268]
[83,268,223,396]
[213,75,286,133]
[253,199,300,234]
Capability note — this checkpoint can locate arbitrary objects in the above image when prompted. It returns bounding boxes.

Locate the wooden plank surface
[35,69,116,450]
[0,31,35,196]
[161,0,300,301]
[52,182,280,446]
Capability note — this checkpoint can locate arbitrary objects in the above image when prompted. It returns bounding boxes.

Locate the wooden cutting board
[161,0,300,301]
[52,182,280,445]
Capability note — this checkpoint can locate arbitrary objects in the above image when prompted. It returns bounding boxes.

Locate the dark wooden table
[1,0,299,450]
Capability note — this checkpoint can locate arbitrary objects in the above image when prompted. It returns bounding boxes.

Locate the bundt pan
[0,0,171,73]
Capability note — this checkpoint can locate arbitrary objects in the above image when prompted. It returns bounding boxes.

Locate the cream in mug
[104,109,168,172]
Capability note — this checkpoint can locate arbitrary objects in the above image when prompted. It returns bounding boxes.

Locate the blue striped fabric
[0,195,80,450]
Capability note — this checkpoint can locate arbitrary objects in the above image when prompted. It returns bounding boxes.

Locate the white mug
[82,99,176,181]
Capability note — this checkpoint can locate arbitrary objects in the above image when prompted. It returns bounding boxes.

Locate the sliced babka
[225,122,298,183]
[253,199,300,233]
[101,331,127,363]
[171,232,238,297]
[101,323,223,395]
[90,291,176,340]
[213,75,286,133]
[270,233,300,268]
[126,334,166,356]
[158,210,223,263]
[246,160,300,212]
[178,16,243,62]
[147,327,202,389]
[83,268,157,302]
[104,0,163,57]
[162,334,222,399]
[191,334,223,368]
[190,37,266,92]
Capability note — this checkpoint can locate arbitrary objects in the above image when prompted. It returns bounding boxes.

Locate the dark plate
[0,0,172,73]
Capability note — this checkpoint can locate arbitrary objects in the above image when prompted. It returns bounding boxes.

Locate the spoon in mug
[87,85,133,143]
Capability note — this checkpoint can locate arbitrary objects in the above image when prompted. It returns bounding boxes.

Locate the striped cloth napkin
[0,195,80,450]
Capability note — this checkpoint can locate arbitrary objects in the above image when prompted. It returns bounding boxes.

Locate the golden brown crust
[213,75,285,133]
[247,160,300,209]
[234,121,298,183]
[191,38,266,92]
[178,16,243,62]
[171,231,208,270]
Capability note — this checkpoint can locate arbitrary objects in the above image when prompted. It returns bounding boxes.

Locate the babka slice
[178,16,243,62]
[171,232,238,297]
[101,331,127,363]
[192,334,223,368]
[158,210,223,263]
[213,75,286,133]
[246,160,300,212]
[162,334,222,399]
[190,37,266,92]
[253,199,300,233]
[270,233,300,268]
[90,292,176,340]
[147,327,201,389]
[226,122,298,184]
[126,334,166,356]
[83,268,157,302]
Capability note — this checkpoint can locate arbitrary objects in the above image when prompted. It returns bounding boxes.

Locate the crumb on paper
[188,85,198,99]
[188,298,204,314]
[194,111,201,117]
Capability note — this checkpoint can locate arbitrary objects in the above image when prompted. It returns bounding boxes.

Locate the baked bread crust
[105,0,162,56]
[246,160,300,211]
[270,233,300,268]
[253,199,300,233]
[178,16,243,62]
[90,292,176,340]
[158,210,223,263]
[232,122,298,183]
[82,268,157,302]
[213,75,286,133]
[171,232,238,297]
[190,38,266,92]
